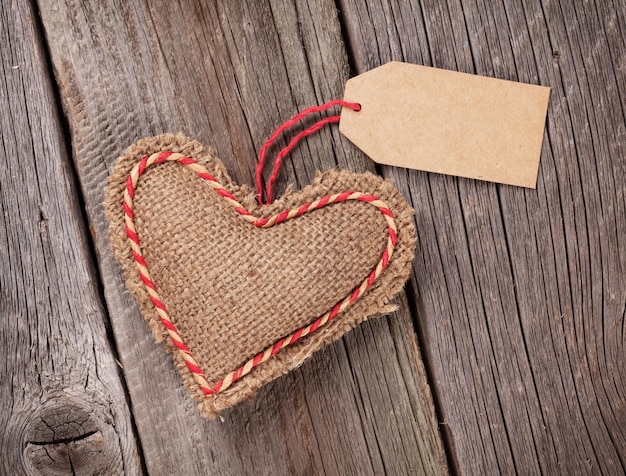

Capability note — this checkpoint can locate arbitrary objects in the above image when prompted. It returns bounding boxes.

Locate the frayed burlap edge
[105,133,416,418]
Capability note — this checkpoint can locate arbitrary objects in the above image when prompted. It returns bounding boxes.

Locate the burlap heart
[106,134,416,417]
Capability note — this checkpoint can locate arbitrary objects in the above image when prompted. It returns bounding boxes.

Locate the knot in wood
[21,396,122,475]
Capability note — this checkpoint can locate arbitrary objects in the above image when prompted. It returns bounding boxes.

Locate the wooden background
[1,0,624,474]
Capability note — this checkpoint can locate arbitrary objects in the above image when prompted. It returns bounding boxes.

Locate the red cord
[256,99,361,205]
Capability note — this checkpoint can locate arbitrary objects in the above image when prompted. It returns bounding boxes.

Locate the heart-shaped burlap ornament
[106,133,416,418]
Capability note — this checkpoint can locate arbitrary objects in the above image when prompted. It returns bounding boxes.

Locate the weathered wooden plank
[0,1,141,474]
[38,0,448,474]
[340,0,626,473]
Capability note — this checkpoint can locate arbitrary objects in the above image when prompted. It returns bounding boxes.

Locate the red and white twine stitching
[123,100,398,396]
[124,151,397,395]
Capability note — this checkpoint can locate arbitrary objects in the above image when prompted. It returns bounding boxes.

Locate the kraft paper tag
[340,62,550,188]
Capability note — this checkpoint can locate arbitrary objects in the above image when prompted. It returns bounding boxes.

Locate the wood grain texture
[0,1,140,474]
[37,0,448,474]
[339,0,626,473]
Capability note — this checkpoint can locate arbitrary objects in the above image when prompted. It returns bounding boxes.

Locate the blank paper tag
[340,62,550,188]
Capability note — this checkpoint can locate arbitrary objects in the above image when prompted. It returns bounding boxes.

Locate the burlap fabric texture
[106,134,416,418]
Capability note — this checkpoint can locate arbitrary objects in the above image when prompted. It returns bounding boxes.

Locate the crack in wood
[27,430,99,446]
